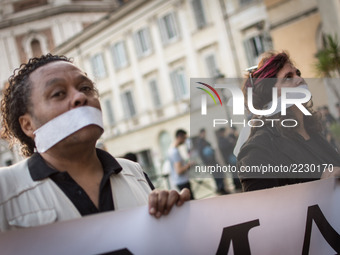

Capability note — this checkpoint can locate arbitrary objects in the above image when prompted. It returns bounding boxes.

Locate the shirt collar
[28,148,122,181]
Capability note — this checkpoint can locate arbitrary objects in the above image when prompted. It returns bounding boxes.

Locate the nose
[295,75,305,86]
[71,90,88,108]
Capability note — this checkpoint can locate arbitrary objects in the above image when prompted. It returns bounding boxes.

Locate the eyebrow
[283,68,301,78]
[44,77,65,88]
[74,75,94,85]
[283,71,294,78]
[44,75,93,88]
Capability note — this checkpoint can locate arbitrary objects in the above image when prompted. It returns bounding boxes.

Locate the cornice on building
[270,7,318,30]
[54,0,148,55]
[0,2,122,29]
[264,0,290,10]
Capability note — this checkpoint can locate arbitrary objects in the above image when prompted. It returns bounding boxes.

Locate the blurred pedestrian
[217,128,241,190]
[197,128,229,195]
[319,105,337,149]
[168,129,194,199]
[123,152,138,162]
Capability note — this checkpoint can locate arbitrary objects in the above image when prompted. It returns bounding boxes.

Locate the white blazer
[0,158,152,232]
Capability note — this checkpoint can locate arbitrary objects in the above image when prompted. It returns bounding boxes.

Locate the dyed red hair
[242,51,322,138]
[245,51,291,88]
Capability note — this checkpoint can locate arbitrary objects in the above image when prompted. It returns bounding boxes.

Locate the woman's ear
[19,114,35,139]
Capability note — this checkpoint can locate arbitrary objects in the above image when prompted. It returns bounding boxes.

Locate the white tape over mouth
[34,106,104,153]
[263,84,310,117]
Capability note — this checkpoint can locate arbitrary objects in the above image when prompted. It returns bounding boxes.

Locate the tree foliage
[315,34,340,102]
[315,35,340,77]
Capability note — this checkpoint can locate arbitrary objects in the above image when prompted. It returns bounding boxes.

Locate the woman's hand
[148,188,190,218]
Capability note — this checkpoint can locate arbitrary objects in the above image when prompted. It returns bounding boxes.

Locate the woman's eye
[51,91,65,98]
[80,86,94,93]
[80,84,98,96]
[80,86,89,91]
[284,76,293,82]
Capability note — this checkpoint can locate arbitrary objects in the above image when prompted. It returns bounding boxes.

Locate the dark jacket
[197,138,218,166]
[237,126,340,192]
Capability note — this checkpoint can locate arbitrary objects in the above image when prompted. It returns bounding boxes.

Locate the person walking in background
[123,152,138,162]
[197,128,229,195]
[168,129,194,199]
[217,128,242,190]
[335,103,340,123]
[319,105,338,149]
[217,128,233,166]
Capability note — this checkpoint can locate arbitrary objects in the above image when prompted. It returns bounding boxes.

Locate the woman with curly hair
[0,54,189,232]
[237,51,340,191]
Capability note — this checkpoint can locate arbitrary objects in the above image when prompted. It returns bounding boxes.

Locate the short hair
[1,54,71,156]
[175,129,187,138]
[123,152,138,162]
[217,128,225,135]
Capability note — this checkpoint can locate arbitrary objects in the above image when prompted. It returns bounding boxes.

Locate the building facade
[0,0,125,165]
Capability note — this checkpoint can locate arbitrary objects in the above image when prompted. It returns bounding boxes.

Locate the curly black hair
[1,54,71,157]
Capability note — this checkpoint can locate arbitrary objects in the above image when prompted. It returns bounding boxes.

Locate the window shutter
[192,0,206,29]
[145,28,153,53]
[149,80,161,107]
[170,70,180,100]
[158,17,168,44]
[126,91,136,117]
[104,99,115,125]
[205,54,217,77]
[133,32,143,57]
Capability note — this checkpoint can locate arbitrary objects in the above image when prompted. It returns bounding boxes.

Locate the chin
[66,125,103,144]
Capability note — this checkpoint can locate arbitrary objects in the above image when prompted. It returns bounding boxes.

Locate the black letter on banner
[302,204,340,255]
[98,248,133,255]
[216,219,260,255]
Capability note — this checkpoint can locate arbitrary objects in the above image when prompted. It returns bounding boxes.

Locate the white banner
[0,178,339,255]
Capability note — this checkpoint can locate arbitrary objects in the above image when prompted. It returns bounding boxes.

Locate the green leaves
[315,34,340,77]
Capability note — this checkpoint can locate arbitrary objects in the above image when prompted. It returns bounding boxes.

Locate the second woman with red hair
[237,51,340,191]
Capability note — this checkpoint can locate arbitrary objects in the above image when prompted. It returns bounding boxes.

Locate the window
[170,67,188,100]
[205,54,218,77]
[149,79,162,108]
[121,90,136,118]
[191,0,207,29]
[31,39,42,57]
[239,0,253,6]
[111,41,129,69]
[244,34,265,66]
[158,13,179,44]
[104,99,115,126]
[159,131,172,159]
[134,28,153,57]
[137,150,156,178]
[90,53,107,79]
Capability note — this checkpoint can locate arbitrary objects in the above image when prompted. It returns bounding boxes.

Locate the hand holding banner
[0,178,339,255]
